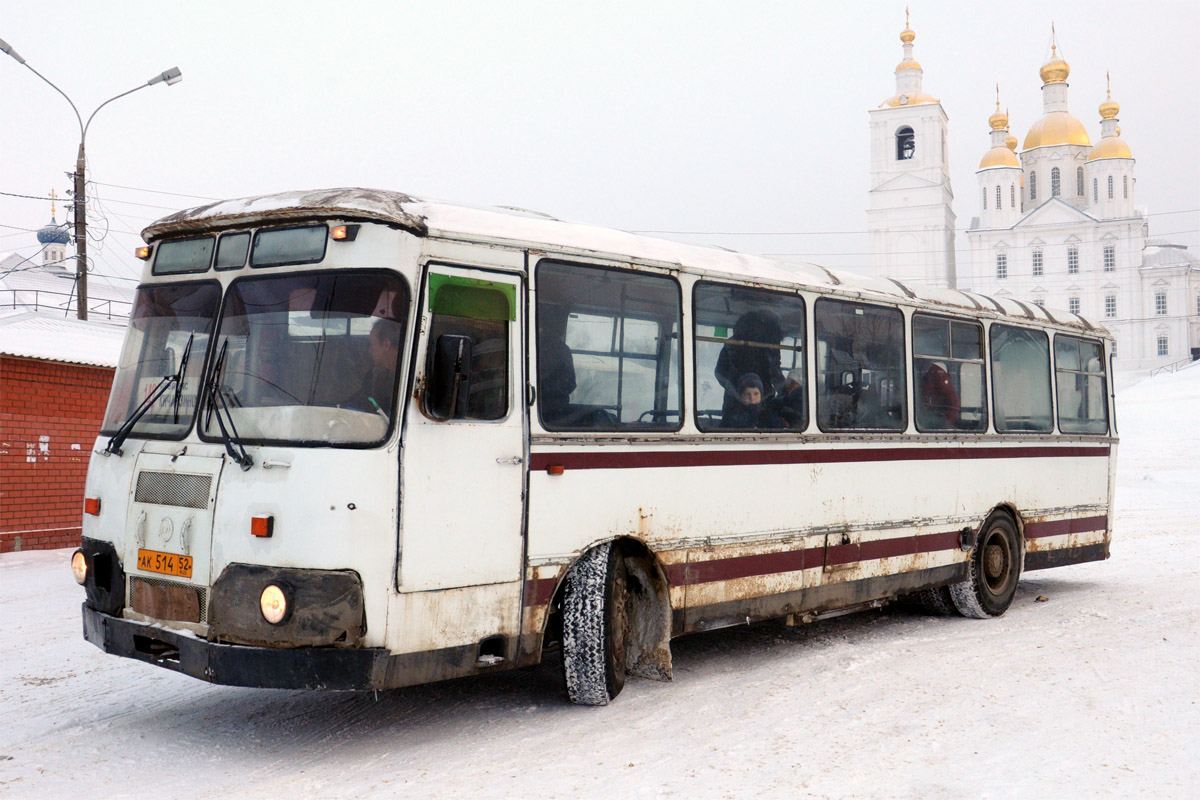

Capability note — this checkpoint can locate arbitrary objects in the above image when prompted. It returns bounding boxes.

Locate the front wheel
[949,512,1022,619]
[562,542,631,705]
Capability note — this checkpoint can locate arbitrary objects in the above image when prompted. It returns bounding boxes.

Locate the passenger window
[536,261,681,431]
[424,275,512,421]
[815,300,906,431]
[990,324,1052,433]
[912,314,987,432]
[694,283,806,431]
[1055,336,1108,434]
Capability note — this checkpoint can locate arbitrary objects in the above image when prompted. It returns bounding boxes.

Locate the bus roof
[143,187,1107,334]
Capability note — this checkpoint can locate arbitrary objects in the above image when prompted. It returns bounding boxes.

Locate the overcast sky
[2,0,1197,290]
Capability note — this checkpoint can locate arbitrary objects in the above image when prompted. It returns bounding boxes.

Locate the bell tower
[867,10,957,288]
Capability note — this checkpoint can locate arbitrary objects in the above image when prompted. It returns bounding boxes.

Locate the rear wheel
[949,512,1021,619]
[562,542,630,705]
[914,585,957,616]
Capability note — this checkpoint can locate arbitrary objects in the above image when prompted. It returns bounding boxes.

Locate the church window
[1093,178,1098,202]
[1030,172,1037,200]
[1104,244,1116,272]
[996,252,1008,280]
[1010,184,1016,208]
[996,185,1002,209]
[1077,167,1085,196]
[1032,249,1043,277]
[1155,291,1167,316]
[1068,247,1079,274]
[1069,296,1081,315]
[1196,295,1200,315]
[982,187,987,210]
[1105,295,1117,318]
[1111,339,1117,357]
[1123,175,1129,199]
[1108,176,1114,199]
[1157,333,1169,357]
[1033,297,1046,307]
[896,126,915,160]
[1051,167,1061,197]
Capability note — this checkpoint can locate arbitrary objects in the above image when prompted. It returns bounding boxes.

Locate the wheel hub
[984,542,1007,584]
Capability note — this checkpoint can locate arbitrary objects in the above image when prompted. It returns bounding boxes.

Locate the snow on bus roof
[143,188,1105,333]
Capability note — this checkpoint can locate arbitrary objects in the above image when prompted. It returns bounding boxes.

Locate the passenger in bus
[348,318,401,416]
[918,363,960,429]
[715,310,784,421]
[537,306,576,425]
[774,367,806,428]
[722,373,782,429]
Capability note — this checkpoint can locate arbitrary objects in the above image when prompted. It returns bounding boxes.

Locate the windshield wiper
[103,333,194,457]
[205,340,253,471]
[171,333,195,424]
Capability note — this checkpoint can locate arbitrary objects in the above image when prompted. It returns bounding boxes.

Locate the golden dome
[900,7,915,43]
[1005,134,1018,151]
[896,57,922,72]
[1023,110,1091,149]
[980,146,1020,169]
[1099,74,1119,119]
[1087,136,1133,161]
[1040,42,1070,84]
[880,91,938,108]
[989,107,1009,131]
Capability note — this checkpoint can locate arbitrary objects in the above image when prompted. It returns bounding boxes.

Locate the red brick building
[0,311,124,552]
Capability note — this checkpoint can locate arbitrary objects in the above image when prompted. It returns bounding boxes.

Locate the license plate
[137,549,193,578]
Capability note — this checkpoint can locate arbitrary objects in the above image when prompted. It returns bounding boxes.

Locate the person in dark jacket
[722,373,783,429]
[714,310,784,421]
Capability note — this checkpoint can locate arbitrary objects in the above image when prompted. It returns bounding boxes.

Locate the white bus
[74,189,1115,705]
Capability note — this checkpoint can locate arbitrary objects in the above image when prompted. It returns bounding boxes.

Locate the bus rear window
[251,225,328,268]
[153,237,215,275]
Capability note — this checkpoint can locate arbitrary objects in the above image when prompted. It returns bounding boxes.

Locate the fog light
[71,550,87,585]
[260,584,287,624]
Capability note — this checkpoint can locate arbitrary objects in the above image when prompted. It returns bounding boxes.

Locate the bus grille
[135,471,211,509]
[128,575,208,624]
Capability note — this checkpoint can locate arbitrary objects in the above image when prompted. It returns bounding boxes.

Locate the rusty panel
[130,577,200,623]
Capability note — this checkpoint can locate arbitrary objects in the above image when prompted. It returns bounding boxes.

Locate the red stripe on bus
[528,445,1109,472]
[664,530,962,587]
[523,576,559,607]
[1024,514,1108,539]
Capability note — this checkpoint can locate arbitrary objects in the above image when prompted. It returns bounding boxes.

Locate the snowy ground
[2,366,1198,800]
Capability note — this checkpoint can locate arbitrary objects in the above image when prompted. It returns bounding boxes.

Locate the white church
[867,17,1199,372]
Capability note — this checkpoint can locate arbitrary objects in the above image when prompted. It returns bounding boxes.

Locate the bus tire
[949,512,1021,619]
[562,542,630,706]
[915,586,957,616]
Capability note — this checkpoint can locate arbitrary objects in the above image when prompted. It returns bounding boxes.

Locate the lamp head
[148,66,182,87]
[0,37,26,64]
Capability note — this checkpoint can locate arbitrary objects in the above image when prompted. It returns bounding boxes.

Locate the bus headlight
[260,584,288,624]
[71,550,88,585]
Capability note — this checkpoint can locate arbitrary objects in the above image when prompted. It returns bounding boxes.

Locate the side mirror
[426,334,473,420]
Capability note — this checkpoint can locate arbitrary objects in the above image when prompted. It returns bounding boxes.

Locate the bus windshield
[199,270,409,447]
[101,282,221,439]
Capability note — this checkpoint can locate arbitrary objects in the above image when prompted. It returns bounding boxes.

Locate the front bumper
[82,603,389,690]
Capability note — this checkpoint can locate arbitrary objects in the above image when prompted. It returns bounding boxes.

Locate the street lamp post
[0,36,180,320]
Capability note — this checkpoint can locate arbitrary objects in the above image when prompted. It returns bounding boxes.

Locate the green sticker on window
[428,274,516,321]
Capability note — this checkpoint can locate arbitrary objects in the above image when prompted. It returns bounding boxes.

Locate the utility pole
[0,36,181,320]
[73,143,88,318]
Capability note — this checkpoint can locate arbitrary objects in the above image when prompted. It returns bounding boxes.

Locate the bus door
[399,265,526,600]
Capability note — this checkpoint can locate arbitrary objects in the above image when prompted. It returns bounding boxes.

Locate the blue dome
[37,216,70,245]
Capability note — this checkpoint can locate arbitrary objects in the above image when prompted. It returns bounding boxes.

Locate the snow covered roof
[0,253,135,320]
[143,188,1108,333]
[1141,242,1198,271]
[0,310,126,368]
